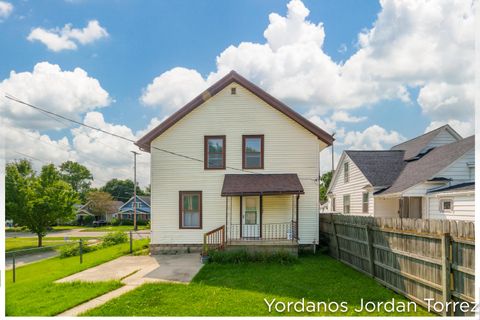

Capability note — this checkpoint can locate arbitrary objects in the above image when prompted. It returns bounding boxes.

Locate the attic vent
[231,87,236,95]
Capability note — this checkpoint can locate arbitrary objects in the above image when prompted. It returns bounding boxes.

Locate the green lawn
[80,225,149,232]
[83,254,431,316]
[6,236,95,253]
[5,238,149,316]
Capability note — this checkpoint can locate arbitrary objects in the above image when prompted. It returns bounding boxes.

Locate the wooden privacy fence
[319,214,475,316]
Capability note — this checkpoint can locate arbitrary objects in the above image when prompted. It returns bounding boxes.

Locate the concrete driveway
[56,253,203,316]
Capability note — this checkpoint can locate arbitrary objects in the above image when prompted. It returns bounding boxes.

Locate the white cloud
[142,0,474,132]
[0,62,111,130]
[27,20,108,52]
[343,125,405,150]
[0,1,13,20]
[140,67,208,111]
[425,120,474,137]
[331,111,366,123]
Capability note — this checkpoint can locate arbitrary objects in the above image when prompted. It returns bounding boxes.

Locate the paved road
[5,250,59,270]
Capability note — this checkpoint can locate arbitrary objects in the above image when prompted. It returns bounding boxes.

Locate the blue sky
[0,0,474,185]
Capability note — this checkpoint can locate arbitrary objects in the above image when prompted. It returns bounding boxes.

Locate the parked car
[93,220,107,227]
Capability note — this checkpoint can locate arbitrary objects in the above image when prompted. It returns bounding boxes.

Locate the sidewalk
[56,253,202,316]
[5,250,58,270]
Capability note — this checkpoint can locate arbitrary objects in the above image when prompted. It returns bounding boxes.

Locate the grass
[83,253,431,316]
[5,238,149,316]
[6,236,96,253]
[79,225,149,232]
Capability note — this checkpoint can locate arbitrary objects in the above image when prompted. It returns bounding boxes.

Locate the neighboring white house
[137,71,333,253]
[328,125,475,220]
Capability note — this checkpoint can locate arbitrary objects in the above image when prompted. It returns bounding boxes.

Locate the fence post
[129,231,133,254]
[12,253,16,283]
[330,214,341,259]
[365,225,375,277]
[441,233,451,316]
[79,239,83,264]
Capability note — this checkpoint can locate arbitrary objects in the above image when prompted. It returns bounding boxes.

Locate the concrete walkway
[56,254,202,316]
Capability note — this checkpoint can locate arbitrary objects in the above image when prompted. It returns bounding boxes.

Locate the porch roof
[221,174,304,196]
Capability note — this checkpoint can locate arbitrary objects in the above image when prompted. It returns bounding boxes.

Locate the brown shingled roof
[221,174,304,196]
[136,71,334,151]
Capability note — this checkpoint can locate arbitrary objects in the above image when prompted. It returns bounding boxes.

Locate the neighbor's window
[343,195,350,214]
[440,199,453,212]
[243,135,264,169]
[344,162,350,183]
[332,197,336,212]
[204,136,226,169]
[179,191,202,229]
[362,192,369,213]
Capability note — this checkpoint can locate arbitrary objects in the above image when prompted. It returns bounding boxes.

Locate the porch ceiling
[221,174,304,196]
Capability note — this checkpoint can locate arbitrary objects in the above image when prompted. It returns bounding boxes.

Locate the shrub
[59,242,97,258]
[207,249,297,265]
[102,231,128,247]
[83,215,95,226]
[110,218,120,226]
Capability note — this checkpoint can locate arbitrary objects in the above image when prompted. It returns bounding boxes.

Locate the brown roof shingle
[221,174,304,196]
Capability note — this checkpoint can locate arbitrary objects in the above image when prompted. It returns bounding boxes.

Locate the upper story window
[343,195,350,214]
[344,162,350,183]
[204,136,226,169]
[243,135,264,169]
[179,191,202,229]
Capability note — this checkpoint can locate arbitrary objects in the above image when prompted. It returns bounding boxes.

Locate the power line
[4,94,318,182]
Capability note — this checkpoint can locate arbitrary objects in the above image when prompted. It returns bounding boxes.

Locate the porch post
[225,196,228,243]
[259,195,263,238]
[296,194,299,240]
[239,195,243,239]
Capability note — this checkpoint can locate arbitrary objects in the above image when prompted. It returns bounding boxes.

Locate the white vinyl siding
[150,82,326,245]
[436,148,474,182]
[329,154,373,216]
[427,128,460,148]
[427,194,474,221]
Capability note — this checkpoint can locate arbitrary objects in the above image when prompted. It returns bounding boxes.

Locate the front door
[242,196,260,238]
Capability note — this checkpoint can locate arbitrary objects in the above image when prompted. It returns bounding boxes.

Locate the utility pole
[131,151,140,231]
[331,132,336,174]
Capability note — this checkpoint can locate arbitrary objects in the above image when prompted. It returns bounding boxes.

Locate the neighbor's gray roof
[378,135,474,195]
[391,125,460,160]
[138,196,151,205]
[345,150,406,187]
[427,182,474,194]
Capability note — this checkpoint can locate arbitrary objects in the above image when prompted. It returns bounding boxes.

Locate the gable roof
[138,195,151,205]
[136,70,334,151]
[345,150,406,187]
[391,125,462,160]
[119,195,151,210]
[378,135,474,195]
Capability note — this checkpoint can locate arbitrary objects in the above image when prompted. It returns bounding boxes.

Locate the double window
[204,136,226,169]
[179,191,202,229]
[243,135,264,169]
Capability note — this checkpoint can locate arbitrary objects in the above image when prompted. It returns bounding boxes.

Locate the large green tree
[319,171,333,203]
[101,178,144,201]
[59,160,93,202]
[86,191,118,218]
[6,161,78,247]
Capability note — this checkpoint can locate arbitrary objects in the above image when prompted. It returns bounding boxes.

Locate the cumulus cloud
[0,1,13,20]
[0,62,111,130]
[331,111,366,123]
[142,0,474,131]
[343,125,405,150]
[27,20,108,52]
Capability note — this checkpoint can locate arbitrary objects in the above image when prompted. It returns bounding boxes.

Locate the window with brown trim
[242,135,264,169]
[179,191,202,229]
[204,136,226,169]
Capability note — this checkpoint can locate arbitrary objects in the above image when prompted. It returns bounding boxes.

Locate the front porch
[203,173,304,255]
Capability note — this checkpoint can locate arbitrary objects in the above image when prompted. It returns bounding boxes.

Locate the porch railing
[228,221,298,241]
[202,225,225,255]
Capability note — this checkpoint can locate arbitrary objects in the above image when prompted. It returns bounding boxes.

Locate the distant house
[328,125,475,220]
[114,195,151,222]
[75,200,124,223]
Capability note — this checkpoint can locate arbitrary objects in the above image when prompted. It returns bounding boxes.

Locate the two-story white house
[328,125,475,221]
[137,71,333,253]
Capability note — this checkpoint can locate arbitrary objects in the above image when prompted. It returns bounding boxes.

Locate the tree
[7,162,78,247]
[5,160,34,221]
[101,178,144,201]
[319,171,333,203]
[59,161,93,202]
[86,191,118,218]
